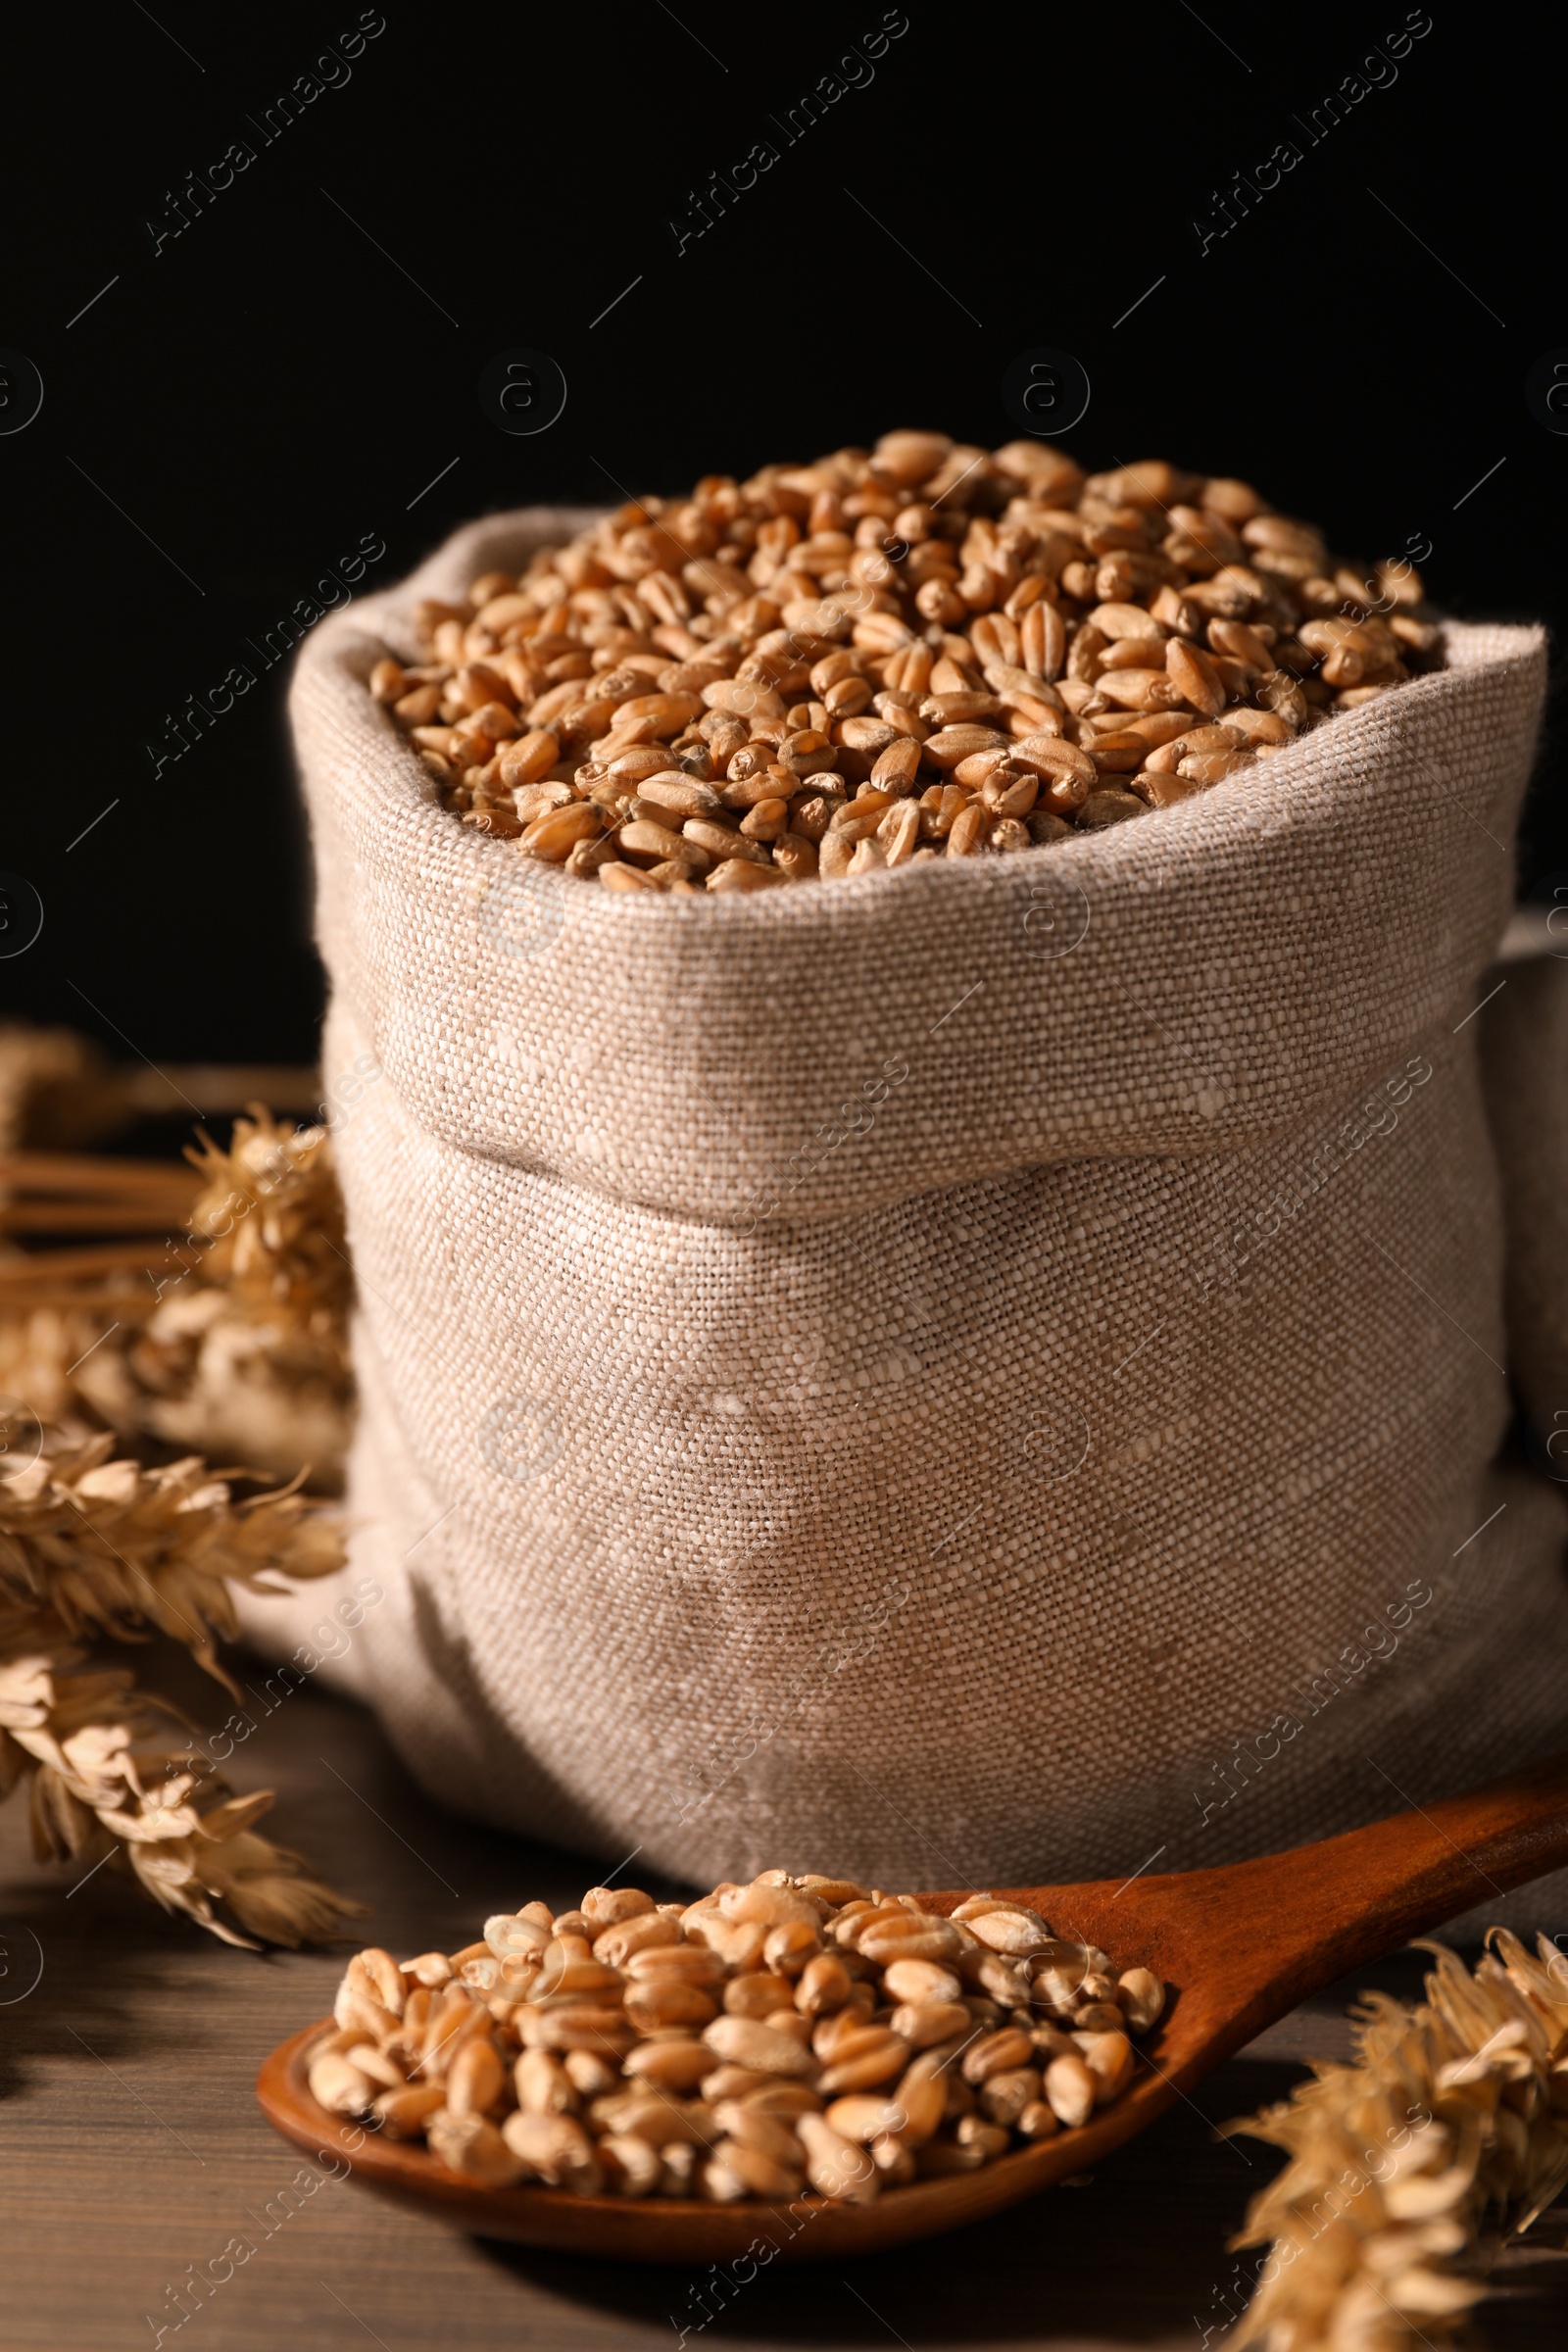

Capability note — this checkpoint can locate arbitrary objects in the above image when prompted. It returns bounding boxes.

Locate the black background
[3,0,1565,1067]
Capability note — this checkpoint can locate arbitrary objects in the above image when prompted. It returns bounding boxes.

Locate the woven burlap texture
[1483,956,1568,1433]
[270,508,1568,1902]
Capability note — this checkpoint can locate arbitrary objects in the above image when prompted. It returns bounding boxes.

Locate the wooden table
[3,1647,1564,2351]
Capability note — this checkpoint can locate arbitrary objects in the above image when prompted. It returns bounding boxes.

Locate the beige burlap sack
[1483,954,1568,1441]
[262,508,1568,1905]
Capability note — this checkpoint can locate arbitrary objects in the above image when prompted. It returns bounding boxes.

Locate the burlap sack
[262,508,1568,1906]
[1483,954,1568,1441]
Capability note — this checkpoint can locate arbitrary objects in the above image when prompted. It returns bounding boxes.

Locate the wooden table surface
[3,1646,1564,2352]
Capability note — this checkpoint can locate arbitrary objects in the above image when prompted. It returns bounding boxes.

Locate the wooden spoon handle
[1226,1743,1568,1958]
[1080,1746,1568,2065]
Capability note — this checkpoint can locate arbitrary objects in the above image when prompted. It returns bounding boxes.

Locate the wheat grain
[373,433,1441,893]
[312,1874,1161,2203]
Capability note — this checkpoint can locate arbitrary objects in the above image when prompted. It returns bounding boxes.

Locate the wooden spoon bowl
[257,1750,1568,2263]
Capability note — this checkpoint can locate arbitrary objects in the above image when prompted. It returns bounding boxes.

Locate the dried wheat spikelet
[0,1093,360,1945]
[0,1104,356,1488]
[182,1109,352,1343]
[0,1599,361,1947]
[0,1434,360,1945]
[0,1432,342,1685]
[127,1111,354,1486]
[1227,1933,1568,2348]
[0,1299,138,1437]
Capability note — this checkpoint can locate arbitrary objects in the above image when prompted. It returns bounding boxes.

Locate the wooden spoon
[257,1748,1568,2264]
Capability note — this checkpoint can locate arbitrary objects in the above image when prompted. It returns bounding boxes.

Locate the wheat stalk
[1226,1934,1568,2347]
[0,1079,362,1944]
[0,1016,319,1152]
[182,1106,352,1348]
[0,1101,355,1489]
[0,1439,362,1946]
